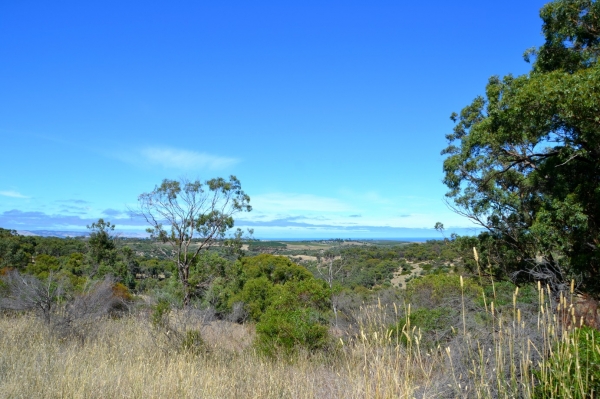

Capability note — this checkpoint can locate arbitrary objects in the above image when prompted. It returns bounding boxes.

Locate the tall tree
[137,176,251,306]
[442,0,600,294]
[86,219,117,276]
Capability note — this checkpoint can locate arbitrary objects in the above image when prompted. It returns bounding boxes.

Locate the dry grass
[0,279,597,398]
[0,314,428,399]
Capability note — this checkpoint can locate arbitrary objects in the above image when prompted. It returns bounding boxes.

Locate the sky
[0,1,548,239]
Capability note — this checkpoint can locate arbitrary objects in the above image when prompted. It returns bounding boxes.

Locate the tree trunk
[180,263,191,307]
[183,281,191,307]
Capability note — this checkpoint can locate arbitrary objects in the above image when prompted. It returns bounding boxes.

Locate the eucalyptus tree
[442,0,600,293]
[316,247,345,328]
[137,176,251,305]
[86,219,117,275]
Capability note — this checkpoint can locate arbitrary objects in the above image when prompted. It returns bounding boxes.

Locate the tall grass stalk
[1,263,598,397]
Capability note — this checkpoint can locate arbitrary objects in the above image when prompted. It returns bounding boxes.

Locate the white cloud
[140,147,240,170]
[0,190,29,199]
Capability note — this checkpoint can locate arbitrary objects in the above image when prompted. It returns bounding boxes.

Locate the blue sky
[0,1,546,239]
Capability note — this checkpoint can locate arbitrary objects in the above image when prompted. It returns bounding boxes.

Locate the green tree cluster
[443,0,600,293]
[0,221,140,292]
[0,228,37,270]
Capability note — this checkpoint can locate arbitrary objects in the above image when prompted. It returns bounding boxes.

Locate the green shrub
[240,254,312,284]
[406,274,481,306]
[478,280,538,308]
[256,307,329,356]
[231,276,274,320]
[151,299,171,329]
[534,326,600,399]
[254,278,331,356]
[25,254,60,277]
[389,307,458,349]
[269,279,331,313]
[229,255,331,356]
[228,254,325,321]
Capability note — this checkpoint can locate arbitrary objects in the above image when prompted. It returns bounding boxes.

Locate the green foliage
[151,299,171,329]
[188,250,234,302]
[442,0,600,293]
[226,255,331,355]
[139,258,172,276]
[389,307,459,349]
[233,276,274,320]
[0,228,35,270]
[26,254,61,278]
[240,254,312,283]
[533,0,600,73]
[64,253,84,276]
[35,237,86,257]
[137,176,251,306]
[534,326,600,398]
[229,255,326,320]
[86,219,117,267]
[406,274,481,306]
[270,279,331,313]
[255,307,329,356]
[254,278,330,355]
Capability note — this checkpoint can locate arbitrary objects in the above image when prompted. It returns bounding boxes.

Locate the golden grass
[0,280,597,398]
[0,314,421,399]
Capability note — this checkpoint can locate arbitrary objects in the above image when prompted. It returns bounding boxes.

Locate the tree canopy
[137,176,251,305]
[442,0,600,294]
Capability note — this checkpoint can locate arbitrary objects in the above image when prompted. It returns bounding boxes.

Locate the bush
[231,276,273,320]
[534,326,600,399]
[228,254,326,321]
[405,274,481,307]
[112,282,133,301]
[151,299,171,329]
[389,307,459,349]
[227,255,331,355]
[240,254,312,284]
[254,278,331,356]
[256,307,329,356]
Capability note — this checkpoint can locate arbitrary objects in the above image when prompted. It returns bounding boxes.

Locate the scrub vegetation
[2,0,600,397]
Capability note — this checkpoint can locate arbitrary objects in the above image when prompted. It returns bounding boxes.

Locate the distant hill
[15,230,149,238]
[17,230,89,238]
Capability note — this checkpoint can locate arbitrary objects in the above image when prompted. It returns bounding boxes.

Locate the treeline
[300,239,469,290]
[0,225,172,293]
[1,224,473,297]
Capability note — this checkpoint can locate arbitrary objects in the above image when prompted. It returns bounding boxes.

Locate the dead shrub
[0,271,129,342]
[148,301,214,355]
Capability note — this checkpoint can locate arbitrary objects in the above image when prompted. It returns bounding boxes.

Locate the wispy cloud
[140,147,240,170]
[251,193,354,213]
[0,190,29,199]
[0,209,147,230]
